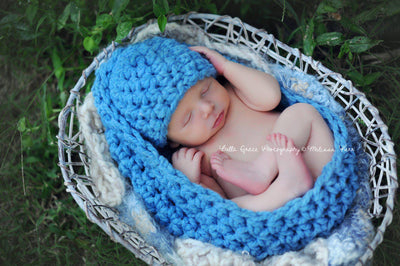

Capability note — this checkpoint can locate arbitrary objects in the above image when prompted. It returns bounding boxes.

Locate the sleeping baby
[88,34,366,260]
[167,46,334,212]
[92,36,334,213]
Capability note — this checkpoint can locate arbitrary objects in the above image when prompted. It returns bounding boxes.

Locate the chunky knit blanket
[80,87,373,265]
[87,24,369,261]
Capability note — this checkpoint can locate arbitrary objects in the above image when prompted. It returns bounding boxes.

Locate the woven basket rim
[57,12,398,265]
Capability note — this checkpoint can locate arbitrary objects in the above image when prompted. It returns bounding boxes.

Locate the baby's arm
[172,148,227,198]
[190,46,281,111]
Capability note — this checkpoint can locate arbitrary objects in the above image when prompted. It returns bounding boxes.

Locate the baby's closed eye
[183,112,192,126]
[201,87,209,95]
[201,83,211,96]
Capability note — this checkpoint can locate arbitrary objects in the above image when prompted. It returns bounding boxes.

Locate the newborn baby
[90,36,362,259]
[168,46,334,212]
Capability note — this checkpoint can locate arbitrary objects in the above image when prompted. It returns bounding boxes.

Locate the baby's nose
[199,100,214,118]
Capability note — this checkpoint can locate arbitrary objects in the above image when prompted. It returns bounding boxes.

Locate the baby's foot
[267,133,313,198]
[210,150,276,195]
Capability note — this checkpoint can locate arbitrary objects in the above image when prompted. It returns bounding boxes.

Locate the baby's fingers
[190,46,226,75]
[189,46,209,54]
[186,148,199,160]
[193,150,205,163]
[173,147,187,160]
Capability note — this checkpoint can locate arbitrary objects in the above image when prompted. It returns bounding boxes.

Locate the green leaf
[54,68,64,79]
[347,70,381,87]
[153,3,163,17]
[57,3,71,30]
[51,49,63,80]
[83,36,96,53]
[96,14,113,29]
[363,72,382,86]
[316,2,337,14]
[46,168,58,178]
[338,42,349,58]
[57,72,65,90]
[35,15,47,38]
[69,2,80,24]
[46,95,54,119]
[383,1,400,16]
[48,224,60,234]
[92,33,102,46]
[157,15,167,32]
[303,19,315,56]
[205,2,217,14]
[25,3,38,25]
[315,20,327,36]
[83,33,102,53]
[347,70,364,86]
[26,155,40,163]
[112,0,130,19]
[162,0,170,13]
[60,91,67,105]
[116,21,133,42]
[66,231,76,240]
[22,135,33,148]
[348,36,382,53]
[153,0,169,17]
[15,31,39,41]
[0,14,21,26]
[348,51,353,61]
[17,117,26,133]
[355,8,380,24]
[316,32,343,46]
[340,17,366,35]
[15,23,38,40]
[36,213,46,227]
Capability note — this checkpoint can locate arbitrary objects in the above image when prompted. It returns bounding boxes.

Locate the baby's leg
[210,148,278,195]
[210,103,333,195]
[271,103,334,179]
[232,133,313,212]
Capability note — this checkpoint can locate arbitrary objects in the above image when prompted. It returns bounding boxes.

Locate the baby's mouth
[212,111,224,129]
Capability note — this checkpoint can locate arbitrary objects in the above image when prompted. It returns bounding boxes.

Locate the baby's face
[168,77,230,147]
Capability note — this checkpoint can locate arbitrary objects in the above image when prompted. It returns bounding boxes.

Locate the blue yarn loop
[91,37,362,260]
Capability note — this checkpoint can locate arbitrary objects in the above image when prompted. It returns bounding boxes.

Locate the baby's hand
[190,46,228,75]
[172,148,205,184]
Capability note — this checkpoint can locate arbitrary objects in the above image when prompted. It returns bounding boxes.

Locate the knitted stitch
[79,87,372,265]
[91,37,361,260]
[92,37,216,147]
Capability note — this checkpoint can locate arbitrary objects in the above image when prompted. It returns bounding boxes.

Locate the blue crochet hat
[92,37,217,147]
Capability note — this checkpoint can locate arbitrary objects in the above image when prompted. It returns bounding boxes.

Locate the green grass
[1,0,399,265]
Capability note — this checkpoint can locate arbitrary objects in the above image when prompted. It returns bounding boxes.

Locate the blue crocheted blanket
[93,54,365,260]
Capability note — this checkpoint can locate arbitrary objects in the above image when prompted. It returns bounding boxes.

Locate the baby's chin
[170,129,220,148]
[195,131,220,147]
[185,136,213,148]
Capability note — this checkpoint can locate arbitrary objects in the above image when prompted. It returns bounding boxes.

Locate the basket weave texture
[58,13,398,265]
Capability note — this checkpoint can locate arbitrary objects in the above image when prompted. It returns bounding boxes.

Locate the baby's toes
[210,157,222,171]
[265,134,274,147]
[286,137,295,149]
[273,133,284,147]
[277,134,286,148]
[216,150,231,160]
[267,133,278,147]
[211,151,228,168]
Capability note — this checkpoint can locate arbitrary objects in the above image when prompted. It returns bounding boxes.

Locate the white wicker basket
[57,13,398,265]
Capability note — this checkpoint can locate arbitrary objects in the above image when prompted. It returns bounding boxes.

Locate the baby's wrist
[188,174,201,184]
[221,60,234,77]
